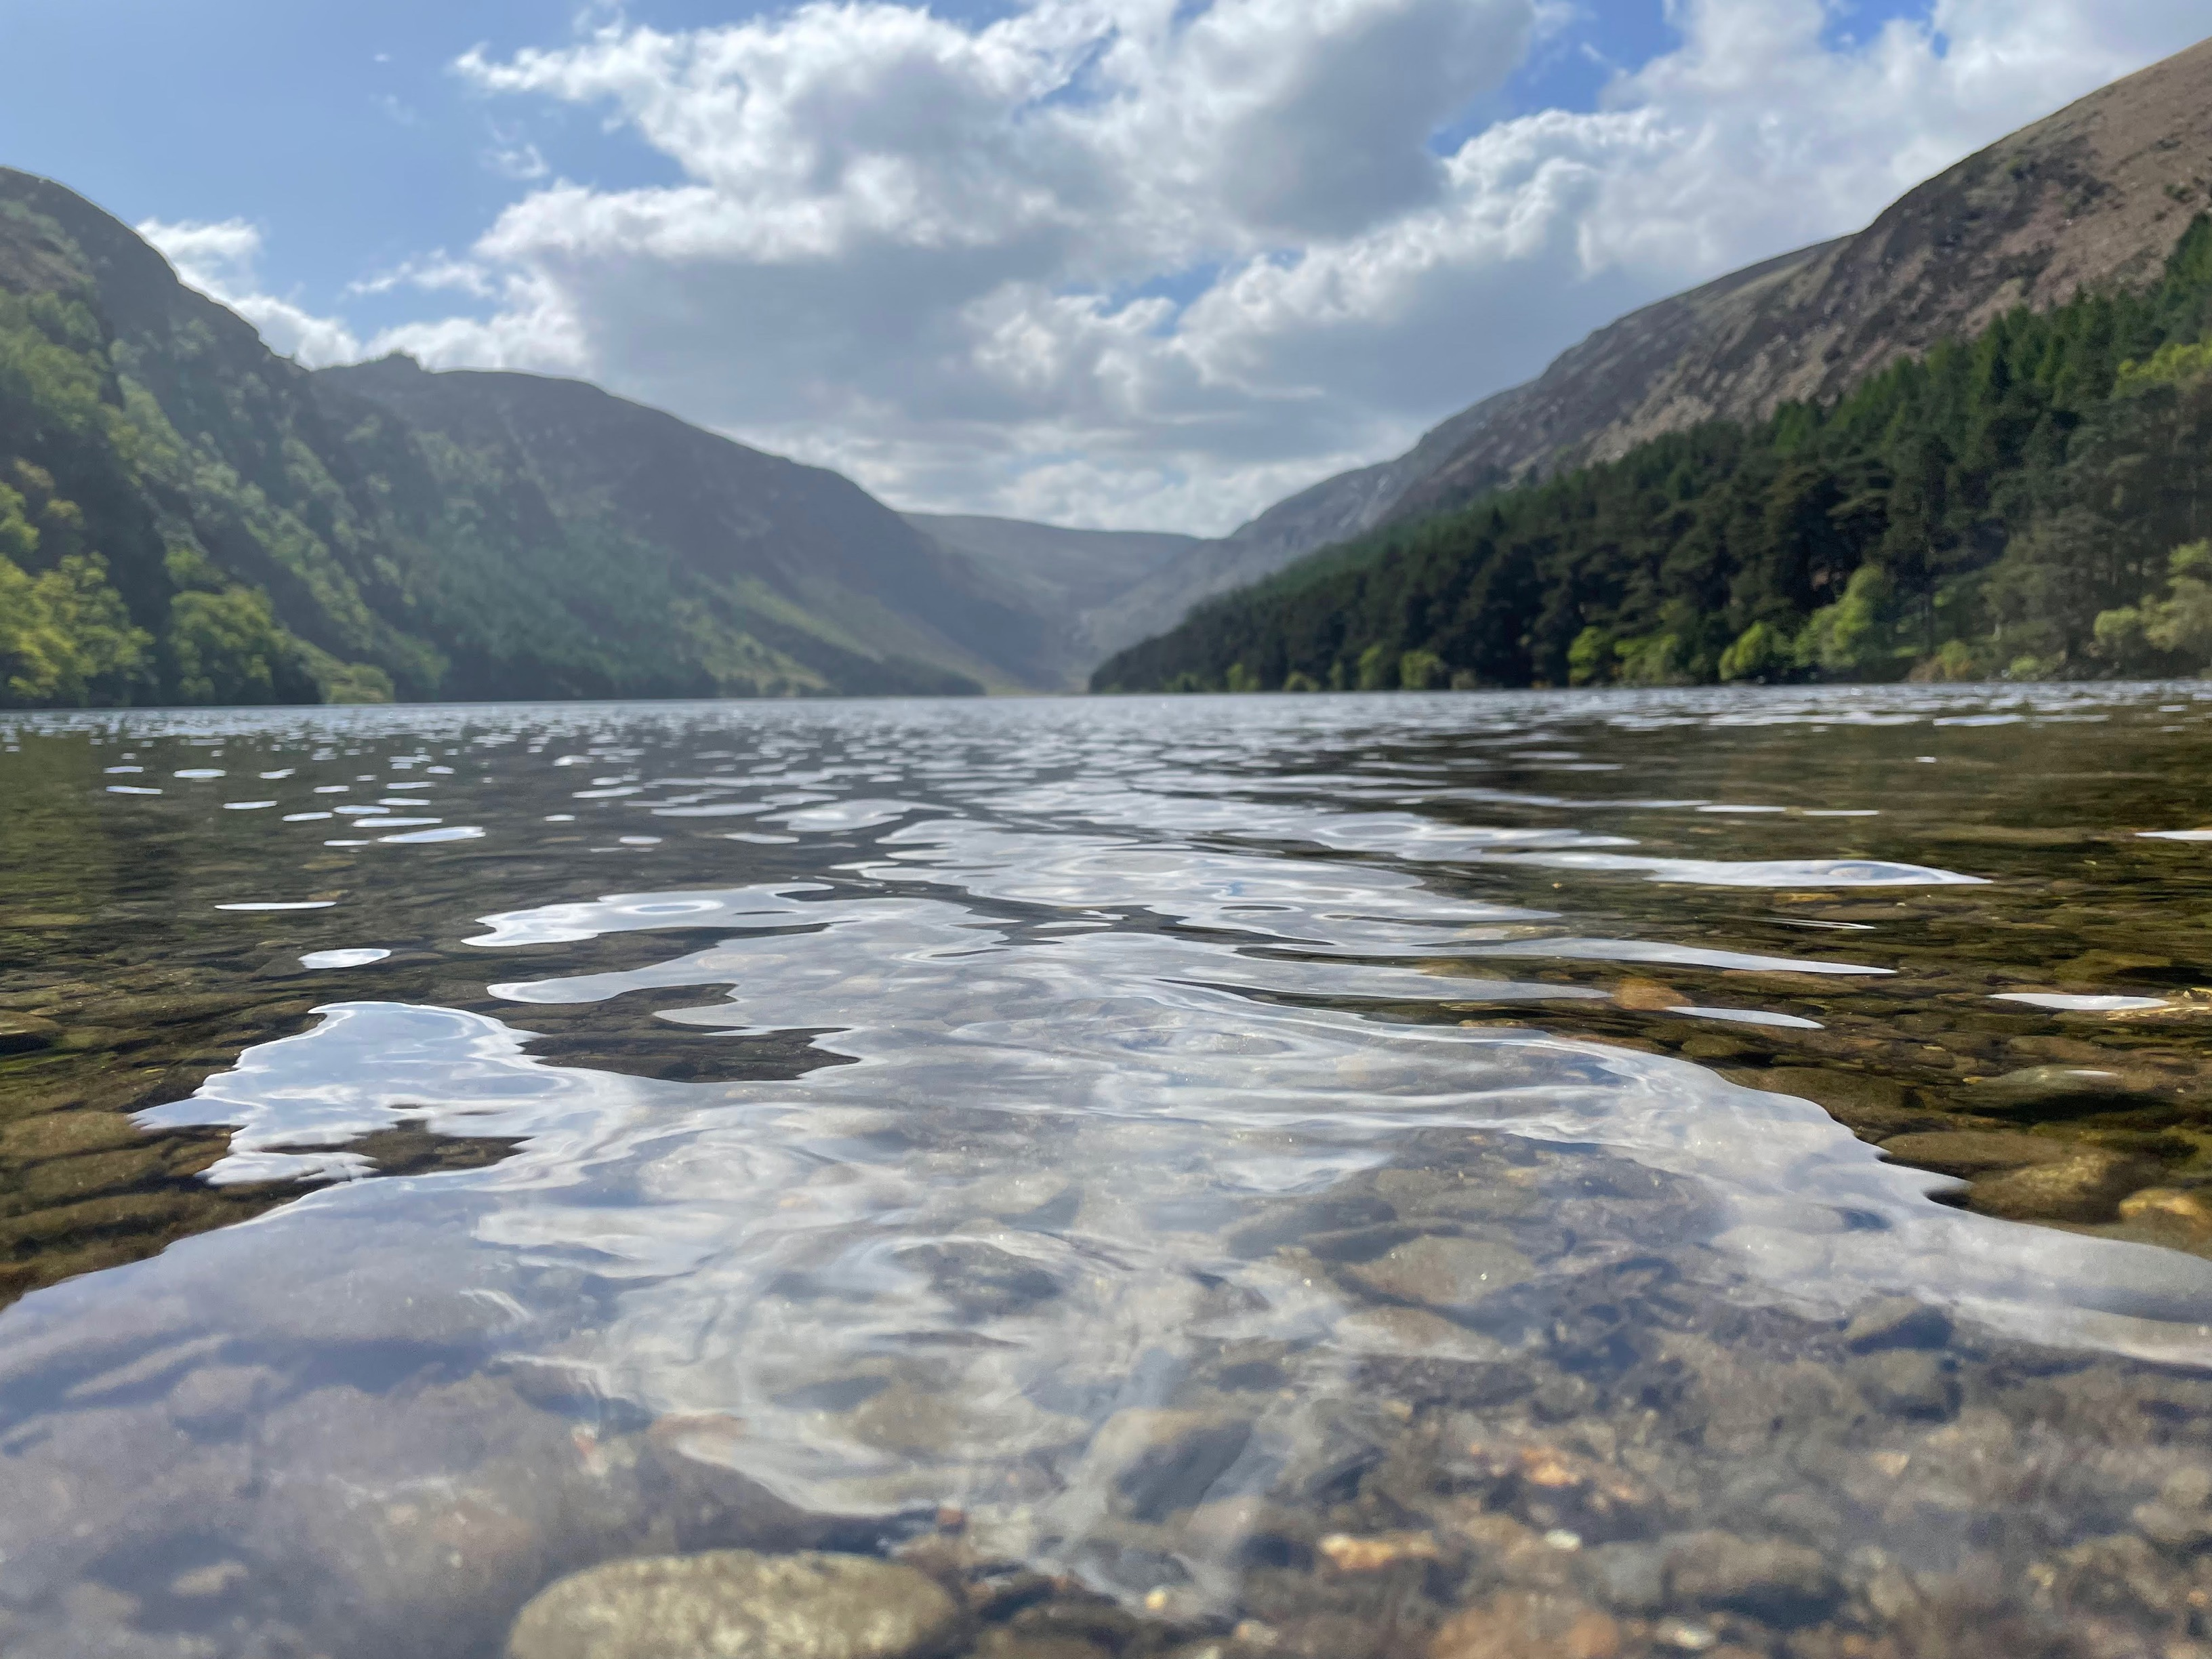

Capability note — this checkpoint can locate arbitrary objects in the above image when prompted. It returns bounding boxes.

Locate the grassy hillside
[0,171,1032,709]
[1094,218,2212,694]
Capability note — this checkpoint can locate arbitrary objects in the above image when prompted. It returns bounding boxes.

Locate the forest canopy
[1094,217,2212,694]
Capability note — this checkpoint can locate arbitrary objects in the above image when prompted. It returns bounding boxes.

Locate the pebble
[1612,979,1684,1012]
[1317,1531,1441,1572]
[2118,1187,2212,1237]
[506,1550,963,1659]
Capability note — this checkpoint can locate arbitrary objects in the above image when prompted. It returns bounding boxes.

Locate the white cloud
[484,127,551,181]
[138,218,364,368]
[181,0,2212,529]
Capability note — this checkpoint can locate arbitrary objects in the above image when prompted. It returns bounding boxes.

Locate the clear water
[5,687,2212,1658]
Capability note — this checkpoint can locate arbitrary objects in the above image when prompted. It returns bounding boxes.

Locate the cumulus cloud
[138,218,364,368]
[237,0,2212,528]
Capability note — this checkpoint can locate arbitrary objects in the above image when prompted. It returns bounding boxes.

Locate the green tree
[0,551,150,705]
[164,587,311,705]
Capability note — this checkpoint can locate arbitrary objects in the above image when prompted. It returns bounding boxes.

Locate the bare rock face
[506,1551,963,1659]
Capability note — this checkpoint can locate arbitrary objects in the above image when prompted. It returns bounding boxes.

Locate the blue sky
[0,0,2195,531]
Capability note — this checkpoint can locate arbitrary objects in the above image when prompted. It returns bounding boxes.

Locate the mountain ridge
[1201,33,2212,577]
[0,167,1057,705]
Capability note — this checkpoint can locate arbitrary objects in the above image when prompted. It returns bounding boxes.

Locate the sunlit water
[5,687,2212,1658]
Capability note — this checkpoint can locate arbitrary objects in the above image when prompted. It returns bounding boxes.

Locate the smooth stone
[1963,1065,2165,1118]
[1877,1131,2070,1179]
[2118,1187,2212,1237]
[1664,1531,1841,1626]
[1317,1530,1441,1572]
[1429,1591,1622,1659]
[19,1146,166,1206]
[0,1011,62,1054]
[893,1240,1059,1318]
[1083,1408,1254,1522]
[1857,1351,1959,1420]
[0,1111,145,1162]
[1580,1542,1667,1612]
[1345,1235,1533,1311]
[507,1550,962,1659]
[2135,1466,2212,1551]
[1225,1193,1397,1256]
[1842,1297,1952,1353]
[1970,1151,2158,1224]
[2134,1500,2212,1552]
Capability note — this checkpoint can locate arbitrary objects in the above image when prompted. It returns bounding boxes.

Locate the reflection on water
[5,687,2212,1656]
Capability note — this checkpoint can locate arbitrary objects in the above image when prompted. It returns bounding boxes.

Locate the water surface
[4,687,2212,1658]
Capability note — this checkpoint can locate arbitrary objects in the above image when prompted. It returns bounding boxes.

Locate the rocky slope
[1216,33,2212,567]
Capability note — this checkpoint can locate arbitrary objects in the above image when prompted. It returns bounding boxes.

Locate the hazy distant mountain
[0,168,1051,705]
[903,513,1198,689]
[1208,33,2212,574]
[316,357,1052,697]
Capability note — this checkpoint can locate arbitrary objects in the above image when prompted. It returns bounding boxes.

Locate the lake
[3,686,2212,1658]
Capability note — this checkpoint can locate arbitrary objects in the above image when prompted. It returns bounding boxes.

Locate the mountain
[0,167,1051,708]
[1204,33,2212,578]
[1094,45,2212,695]
[903,513,1199,688]
[314,359,1048,697]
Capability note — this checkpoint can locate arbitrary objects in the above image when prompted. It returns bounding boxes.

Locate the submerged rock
[0,1010,62,1054]
[1841,1297,1952,1353]
[1663,1531,1840,1626]
[1876,1130,2072,1179]
[1345,1237,1533,1311]
[1428,1590,1621,1659]
[1084,1408,1255,1522]
[2117,1187,2212,1237]
[506,1550,963,1659]
[1963,1065,2165,1118]
[1856,1349,1959,1420]
[1969,1150,2157,1223]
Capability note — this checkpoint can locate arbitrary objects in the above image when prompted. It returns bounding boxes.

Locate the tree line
[1093,216,2212,694]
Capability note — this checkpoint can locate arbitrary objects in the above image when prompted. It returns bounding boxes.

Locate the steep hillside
[903,512,1197,687]
[1215,33,2212,573]
[1095,218,2212,694]
[318,359,1046,697]
[0,169,1047,706]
